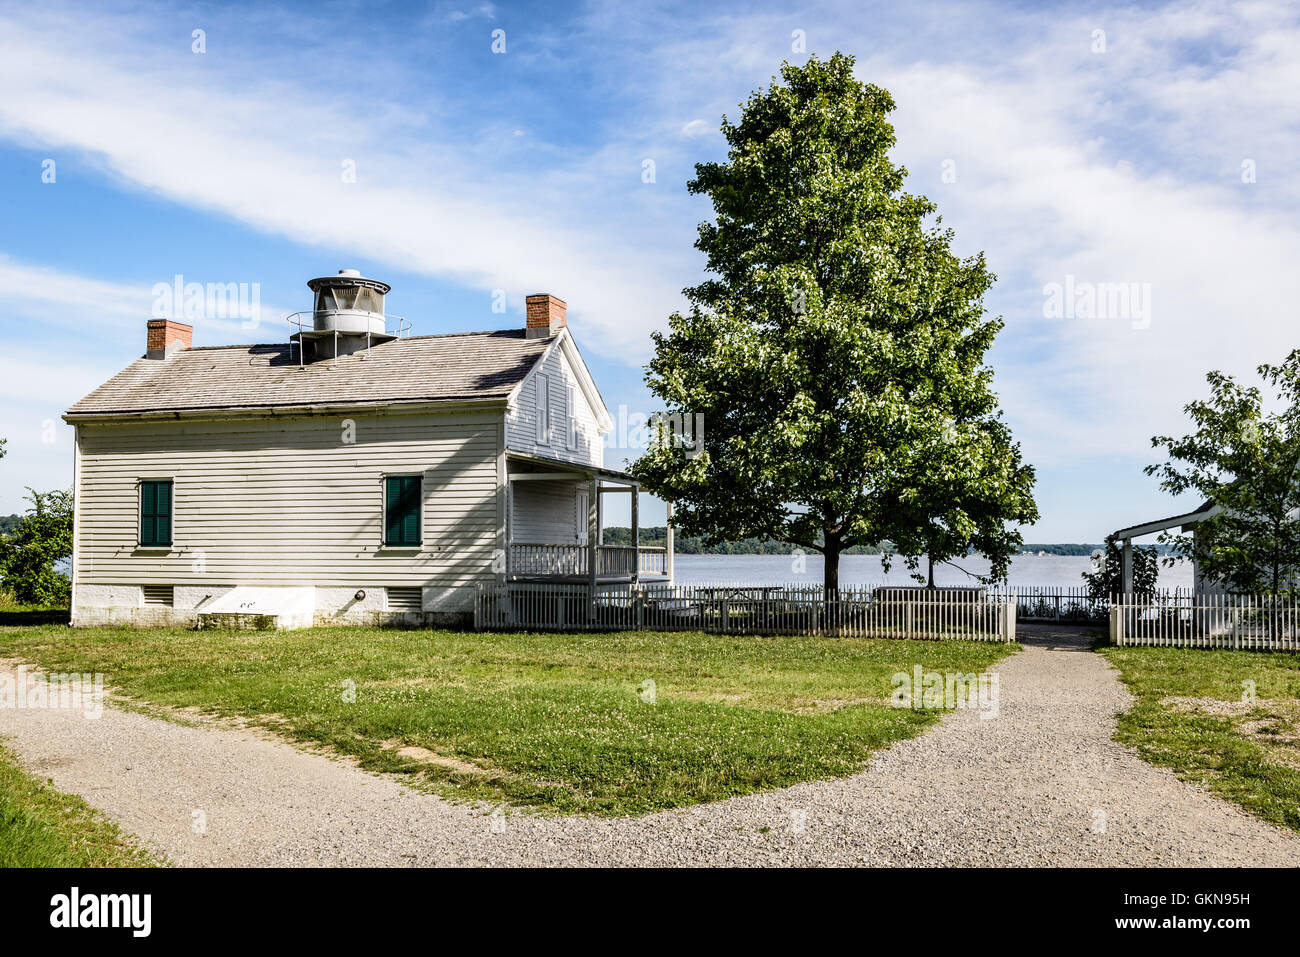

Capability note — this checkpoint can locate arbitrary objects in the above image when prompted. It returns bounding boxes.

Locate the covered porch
[505,453,673,585]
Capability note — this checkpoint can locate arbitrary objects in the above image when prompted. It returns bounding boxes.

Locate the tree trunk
[824,540,841,634]
[824,542,841,597]
[927,555,935,589]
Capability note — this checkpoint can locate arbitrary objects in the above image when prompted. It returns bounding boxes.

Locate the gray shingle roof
[66,330,552,416]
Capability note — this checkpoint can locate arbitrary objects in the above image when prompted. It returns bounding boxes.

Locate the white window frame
[566,385,577,450]
[535,373,550,445]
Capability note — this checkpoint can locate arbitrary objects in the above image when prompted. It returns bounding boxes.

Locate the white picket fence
[1110,592,1300,651]
[474,581,1016,641]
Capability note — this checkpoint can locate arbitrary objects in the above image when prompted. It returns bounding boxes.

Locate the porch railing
[508,543,668,579]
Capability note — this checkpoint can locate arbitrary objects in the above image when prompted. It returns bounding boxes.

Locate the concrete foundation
[71,582,477,630]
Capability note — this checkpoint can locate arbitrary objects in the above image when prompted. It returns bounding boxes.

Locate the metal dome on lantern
[286,269,410,366]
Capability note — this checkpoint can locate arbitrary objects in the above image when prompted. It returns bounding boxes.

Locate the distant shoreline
[602,528,1176,557]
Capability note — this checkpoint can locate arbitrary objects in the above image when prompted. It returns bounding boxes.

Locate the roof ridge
[180,328,531,351]
[66,326,554,416]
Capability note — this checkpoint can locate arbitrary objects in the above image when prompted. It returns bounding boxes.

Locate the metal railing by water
[474,581,1016,640]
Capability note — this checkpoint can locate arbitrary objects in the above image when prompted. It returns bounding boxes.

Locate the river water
[671,553,1193,590]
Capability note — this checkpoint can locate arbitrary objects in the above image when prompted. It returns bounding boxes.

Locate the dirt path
[2,627,1298,866]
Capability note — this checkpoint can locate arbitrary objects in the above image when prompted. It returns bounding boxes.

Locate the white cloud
[0,255,297,511]
[852,2,1300,464]
[437,2,497,23]
[0,5,690,361]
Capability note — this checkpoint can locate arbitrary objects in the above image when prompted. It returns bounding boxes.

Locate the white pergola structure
[1111,500,1218,593]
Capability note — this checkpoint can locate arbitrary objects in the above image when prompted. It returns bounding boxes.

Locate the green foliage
[1147,350,1300,594]
[0,622,1014,817]
[0,489,73,606]
[0,515,20,537]
[632,53,1036,591]
[1082,535,1159,600]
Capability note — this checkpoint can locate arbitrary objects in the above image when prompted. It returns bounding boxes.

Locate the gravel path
[2,626,1298,866]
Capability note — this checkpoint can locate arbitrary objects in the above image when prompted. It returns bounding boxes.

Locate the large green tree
[633,53,1036,592]
[1147,351,1300,595]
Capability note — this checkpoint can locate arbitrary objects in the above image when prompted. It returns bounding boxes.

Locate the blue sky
[1,0,1297,540]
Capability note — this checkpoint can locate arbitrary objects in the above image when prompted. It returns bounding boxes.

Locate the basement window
[384,475,423,547]
[139,479,173,547]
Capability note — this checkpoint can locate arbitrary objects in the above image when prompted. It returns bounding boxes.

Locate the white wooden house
[63,270,670,629]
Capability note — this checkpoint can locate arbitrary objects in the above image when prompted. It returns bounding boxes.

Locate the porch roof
[1112,499,1218,540]
[506,451,639,486]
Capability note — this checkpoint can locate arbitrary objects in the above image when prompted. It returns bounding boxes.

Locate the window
[567,385,577,450]
[139,479,173,547]
[535,373,550,444]
[384,475,422,546]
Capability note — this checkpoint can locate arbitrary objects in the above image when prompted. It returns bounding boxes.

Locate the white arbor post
[587,477,599,620]
[630,483,640,585]
[665,500,675,581]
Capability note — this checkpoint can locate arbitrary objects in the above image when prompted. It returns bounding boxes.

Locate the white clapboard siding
[510,480,583,544]
[74,410,502,589]
[506,341,603,466]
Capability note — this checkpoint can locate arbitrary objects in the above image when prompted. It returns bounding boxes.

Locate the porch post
[496,431,509,583]
[665,500,675,581]
[587,476,599,619]
[630,483,640,585]
[1121,537,1133,596]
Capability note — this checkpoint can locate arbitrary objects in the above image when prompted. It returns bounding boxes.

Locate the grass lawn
[1098,644,1300,832]
[0,743,161,867]
[0,623,1015,816]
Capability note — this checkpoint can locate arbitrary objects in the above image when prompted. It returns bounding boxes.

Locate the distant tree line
[602,530,1180,558]
[601,526,892,555]
[1018,543,1180,557]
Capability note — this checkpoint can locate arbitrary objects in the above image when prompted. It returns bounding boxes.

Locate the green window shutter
[155,481,172,546]
[402,477,420,545]
[385,477,402,545]
[140,480,173,547]
[385,476,421,546]
[140,481,155,546]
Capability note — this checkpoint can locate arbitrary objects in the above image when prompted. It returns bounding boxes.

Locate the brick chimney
[525,294,566,339]
[146,319,193,359]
